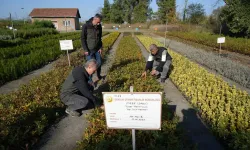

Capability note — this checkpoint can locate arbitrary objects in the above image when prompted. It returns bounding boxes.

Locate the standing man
[141,44,172,83]
[60,59,102,117]
[81,14,103,84]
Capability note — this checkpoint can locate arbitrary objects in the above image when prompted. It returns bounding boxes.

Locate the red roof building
[29,8,81,31]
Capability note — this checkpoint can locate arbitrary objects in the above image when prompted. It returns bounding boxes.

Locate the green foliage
[77,36,194,150]
[133,0,149,23]
[0,32,119,150]
[102,0,111,23]
[157,31,250,56]
[16,28,58,39]
[0,28,12,40]
[186,3,206,25]
[102,0,151,24]
[220,0,250,37]
[0,32,112,86]
[110,0,124,24]
[156,0,176,23]
[0,32,81,86]
[22,20,55,29]
[207,7,223,34]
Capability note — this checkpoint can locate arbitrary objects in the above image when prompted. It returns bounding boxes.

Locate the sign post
[102,88,162,150]
[130,86,136,150]
[59,40,74,66]
[217,37,225,55]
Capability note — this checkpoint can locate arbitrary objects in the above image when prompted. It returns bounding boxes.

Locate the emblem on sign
[106,96,113,103]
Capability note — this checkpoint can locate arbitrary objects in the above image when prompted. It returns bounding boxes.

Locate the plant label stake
[59,40,74,66]
[130,86,136,150]
[67,50,71,66]
[102,90,162,150]
[217,37,225,55]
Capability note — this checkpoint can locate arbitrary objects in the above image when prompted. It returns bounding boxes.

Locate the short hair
[149,44,158,51]
[94,14,102,20]
[84,59,97,69]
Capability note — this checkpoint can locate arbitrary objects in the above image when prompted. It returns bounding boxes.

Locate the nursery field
[156,31,250,56]
[0,32,109,86]
[137,35,250,150]
[0,31,249,150]
[0,32,119,149]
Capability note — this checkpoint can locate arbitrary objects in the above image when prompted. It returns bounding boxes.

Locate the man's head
[92,14,102,26]
[149,44,158,55]
[84,59,98,75]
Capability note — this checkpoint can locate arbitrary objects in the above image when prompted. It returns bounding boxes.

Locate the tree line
[101,0,249,37]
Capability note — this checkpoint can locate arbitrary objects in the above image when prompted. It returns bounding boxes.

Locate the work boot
[65,108,80,117]
[160,78,166,83]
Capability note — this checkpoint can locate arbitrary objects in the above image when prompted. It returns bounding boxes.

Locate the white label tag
[148,55,154,61]
[59,40,74,50]
[161,50,167,61]
[217,37,225,43]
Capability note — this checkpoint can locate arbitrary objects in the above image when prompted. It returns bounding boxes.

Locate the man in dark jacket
[60,59,102,117]
[141,44,172,83]
[81,14,103,84]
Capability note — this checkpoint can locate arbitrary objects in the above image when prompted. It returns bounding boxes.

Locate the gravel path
[33,33,123,150]
[134,35,224,150]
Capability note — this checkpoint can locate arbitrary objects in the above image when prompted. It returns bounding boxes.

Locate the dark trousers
[61,94,94,111]
[86,51,102,79]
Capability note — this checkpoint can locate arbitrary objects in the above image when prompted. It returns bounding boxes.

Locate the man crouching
[141,44,172,83]
[60,59,102,117]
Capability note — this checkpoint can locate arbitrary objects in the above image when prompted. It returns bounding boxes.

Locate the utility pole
[10,13,16,40]
[21,8,25,24]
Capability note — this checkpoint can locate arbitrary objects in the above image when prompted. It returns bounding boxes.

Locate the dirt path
[134,36,224,150]
[33,33,123,150]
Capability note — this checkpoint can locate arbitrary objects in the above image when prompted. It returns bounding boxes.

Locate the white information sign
[59,40,73,50]
[103,92,162,130]
[217,37,225,43]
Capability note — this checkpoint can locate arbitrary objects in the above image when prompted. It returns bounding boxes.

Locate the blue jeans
[86,51,102,81]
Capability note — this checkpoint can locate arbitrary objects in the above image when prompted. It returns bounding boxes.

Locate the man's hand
[141,71,147,78]
[84,52,89,56]
[98,49,102,55]
[100,105,105,110]
[151,70,157,76]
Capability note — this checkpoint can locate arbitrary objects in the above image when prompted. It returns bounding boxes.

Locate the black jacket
[60,66,97,106]
[81,17,102,53]
[145,47,172,72]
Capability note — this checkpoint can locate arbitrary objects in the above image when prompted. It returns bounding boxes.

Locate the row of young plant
[15,28,59,39]
[0,32,79,59]
[0,32,81,86]
[156,31,250,56]
[76,36,194,150]
[0,32,109,59]
[0,32,119,150]
[158,37,250,88]
[137,35,250,150]
[0,32,110,86]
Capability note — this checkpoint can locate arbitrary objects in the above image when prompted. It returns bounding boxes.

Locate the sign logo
[106,96,113,103]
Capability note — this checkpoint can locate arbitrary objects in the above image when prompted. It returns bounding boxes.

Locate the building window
[63,20,70,26]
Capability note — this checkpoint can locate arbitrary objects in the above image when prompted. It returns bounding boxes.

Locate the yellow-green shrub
[137,35,250,150]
